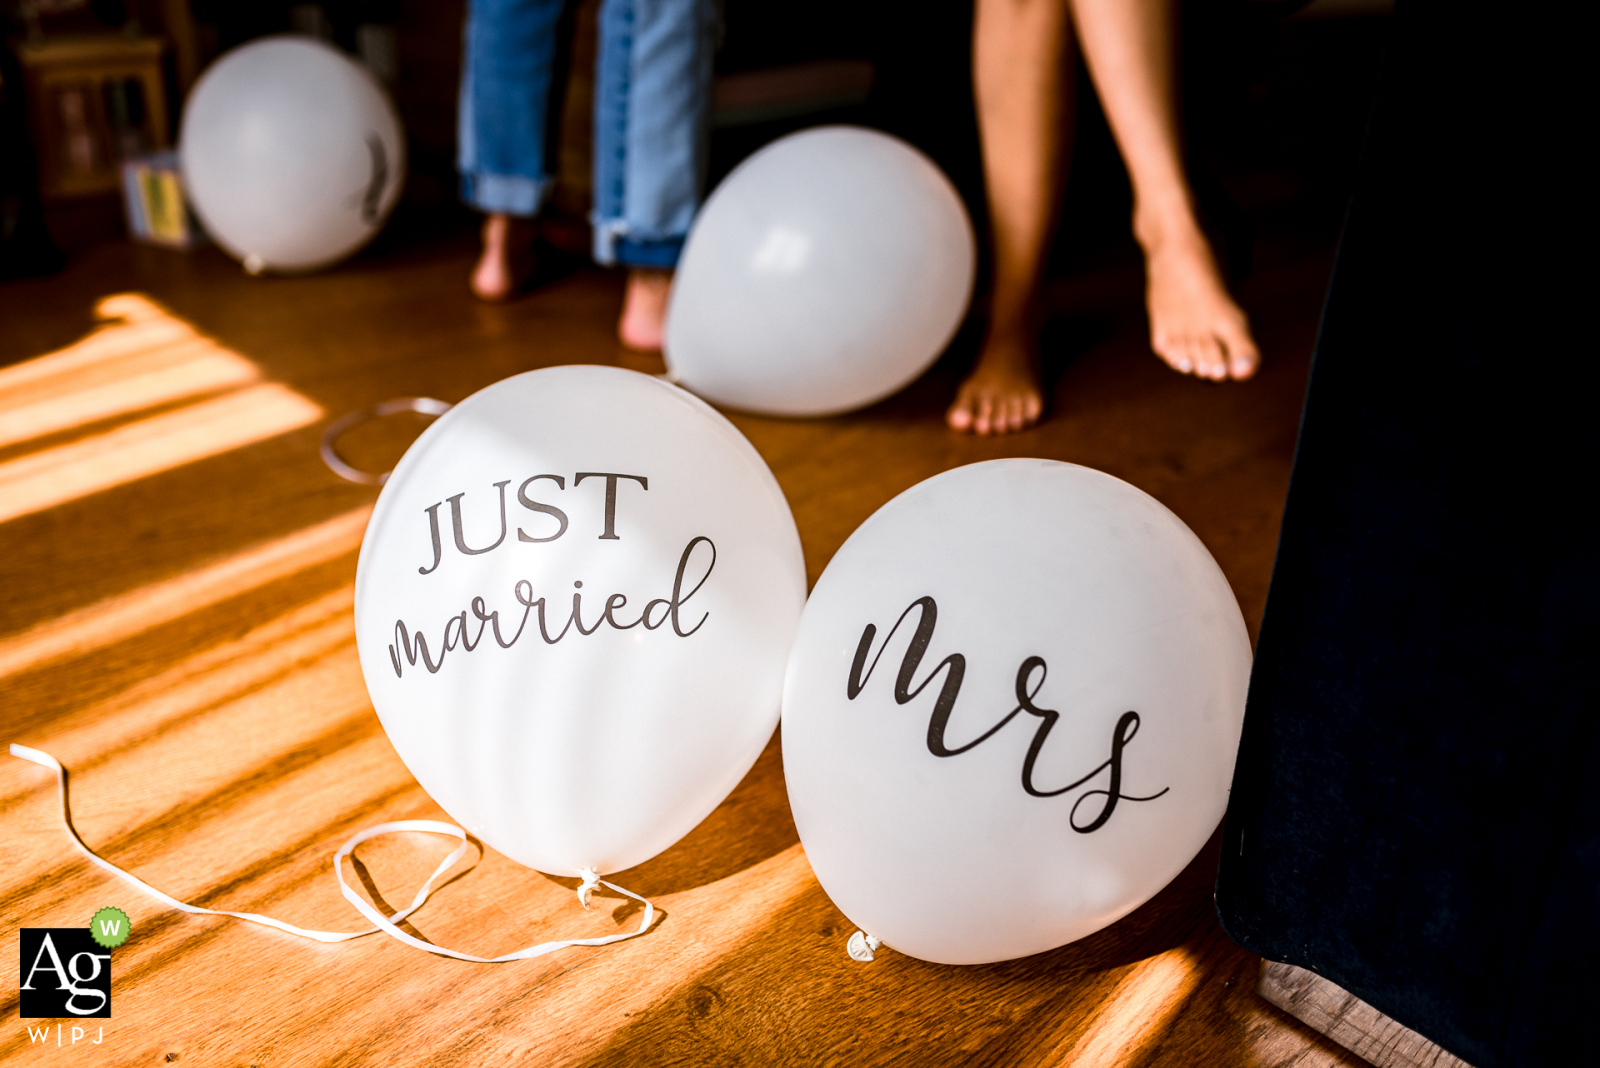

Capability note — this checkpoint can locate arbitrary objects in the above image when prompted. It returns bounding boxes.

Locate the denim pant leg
[592,0,716,268]
[458,0,568,216]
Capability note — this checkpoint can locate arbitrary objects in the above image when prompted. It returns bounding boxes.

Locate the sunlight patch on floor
[0,293,323,523]
[1065,946,1201,1066]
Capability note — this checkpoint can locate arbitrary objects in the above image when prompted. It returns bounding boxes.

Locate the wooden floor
[0,226,1364,1067]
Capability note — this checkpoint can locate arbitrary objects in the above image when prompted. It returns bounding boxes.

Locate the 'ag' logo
[19,930,110,1018]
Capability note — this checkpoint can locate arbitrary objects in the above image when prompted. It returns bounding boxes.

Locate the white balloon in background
[181,36,404,273]
[355,366,806,876]
[782,460,1252,965]
[664,126,976,417]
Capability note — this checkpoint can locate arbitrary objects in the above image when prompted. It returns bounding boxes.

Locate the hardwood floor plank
[0,229,1335,1065]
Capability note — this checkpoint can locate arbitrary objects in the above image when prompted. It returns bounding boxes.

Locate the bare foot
[1143,229,1260,382]
[947,327,1044,434]
[618,268,672,352]
[470,214,537,302]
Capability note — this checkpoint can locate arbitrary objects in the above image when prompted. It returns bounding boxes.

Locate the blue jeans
[458,0,715,268]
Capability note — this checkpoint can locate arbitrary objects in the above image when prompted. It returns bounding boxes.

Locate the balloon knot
[846,931,883,962]
[576,868,602,911]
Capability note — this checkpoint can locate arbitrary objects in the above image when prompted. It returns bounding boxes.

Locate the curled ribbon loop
[320,396,452,486]
[9,743,654,963]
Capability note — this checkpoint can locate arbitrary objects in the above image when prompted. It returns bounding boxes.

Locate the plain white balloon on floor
[782,460,1252,965]
[180,36,405,274]
[355,366,807,877]
[664,126,975,417]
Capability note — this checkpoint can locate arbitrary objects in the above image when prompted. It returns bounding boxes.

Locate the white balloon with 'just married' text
[782,459,1251,964]
[355,366,806,877]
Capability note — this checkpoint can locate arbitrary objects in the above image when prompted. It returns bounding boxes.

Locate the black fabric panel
[1214,3,1597,1067]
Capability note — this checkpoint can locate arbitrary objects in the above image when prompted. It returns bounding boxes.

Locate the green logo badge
[89,907,130,949]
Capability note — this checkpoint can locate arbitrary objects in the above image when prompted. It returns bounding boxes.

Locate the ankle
[1132,197,1205,260]
[626,267,672,292]
[481,213,509,243]
[986,291,1040,339]
[979,319,1037,369]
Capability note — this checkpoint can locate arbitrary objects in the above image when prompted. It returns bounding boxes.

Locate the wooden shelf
[13,34,170,201]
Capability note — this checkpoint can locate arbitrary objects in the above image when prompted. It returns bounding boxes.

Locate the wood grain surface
[2,231,1364,1067]
[1257,963,1473,1068]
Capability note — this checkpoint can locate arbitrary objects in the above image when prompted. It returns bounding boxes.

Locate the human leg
[1069,0,1258,380]
[458,0,567,300]
[617,268,673,351]
[949,0,1071,435]
[471,214,540,302]
[594,0,716,350]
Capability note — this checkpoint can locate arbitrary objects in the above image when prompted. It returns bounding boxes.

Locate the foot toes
[946,384,976,431]
[1222,326,1261,380]
[949,330,1044,433]
[1162,339,1195,376]
[471,265,509,302]
[1152,334,1185,374]
[974,396,995,435]
[1172,341,1197,375]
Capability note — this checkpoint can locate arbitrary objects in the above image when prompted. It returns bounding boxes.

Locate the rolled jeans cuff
[460,171,552,217]
[592,216,685,268]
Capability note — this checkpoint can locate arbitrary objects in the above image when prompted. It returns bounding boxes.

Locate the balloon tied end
[576,868,602,911]
[846,931,883,963]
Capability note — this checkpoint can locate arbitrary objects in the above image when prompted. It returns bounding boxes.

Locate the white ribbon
[9,743,654,961]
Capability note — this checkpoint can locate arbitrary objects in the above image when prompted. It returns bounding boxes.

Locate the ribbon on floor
[8,743,654,962]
